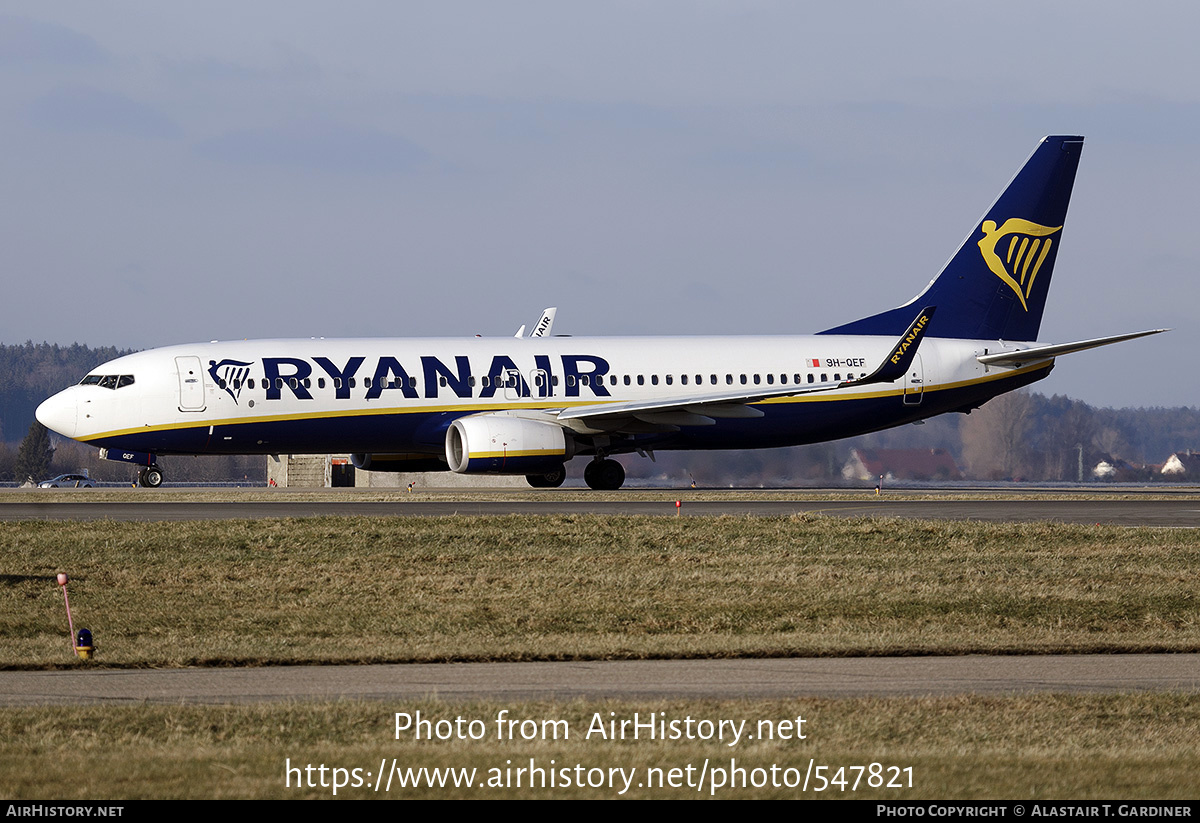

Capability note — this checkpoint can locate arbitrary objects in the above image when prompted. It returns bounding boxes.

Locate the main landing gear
[138,465,164,488]
[525,465,567,488]
[583,458,625,491]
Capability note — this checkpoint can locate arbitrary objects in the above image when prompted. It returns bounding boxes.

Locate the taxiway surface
[4,496,1200,525]
[3,655,1198,706]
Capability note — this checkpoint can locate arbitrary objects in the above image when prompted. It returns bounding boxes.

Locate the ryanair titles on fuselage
[208,353,614,404]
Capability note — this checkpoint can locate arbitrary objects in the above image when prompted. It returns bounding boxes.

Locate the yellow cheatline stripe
[471,449,565,459]
[80,363,1051,443]
[79,398,572,442]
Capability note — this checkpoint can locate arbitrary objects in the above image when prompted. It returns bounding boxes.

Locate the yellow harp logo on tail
[977,218,1062,311]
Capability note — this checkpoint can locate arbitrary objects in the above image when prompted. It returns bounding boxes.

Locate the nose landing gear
[138,465,164,488]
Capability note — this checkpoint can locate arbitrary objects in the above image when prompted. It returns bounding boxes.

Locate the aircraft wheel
[584,458,624,491]
[140,466,164,488]
[526,465,567,488]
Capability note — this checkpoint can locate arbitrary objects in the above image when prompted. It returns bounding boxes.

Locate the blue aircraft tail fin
[819,135,1084,342]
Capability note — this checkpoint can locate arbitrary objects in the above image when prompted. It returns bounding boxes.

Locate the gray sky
[2,1,1196,406]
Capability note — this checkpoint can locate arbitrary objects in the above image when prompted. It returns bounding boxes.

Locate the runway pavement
[4,495,1200,524]
[3,655,1198,706]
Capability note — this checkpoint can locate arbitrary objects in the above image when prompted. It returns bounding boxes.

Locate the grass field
[3,694,1198,799]
[3,514,1198,668]
[3,512,1198,799]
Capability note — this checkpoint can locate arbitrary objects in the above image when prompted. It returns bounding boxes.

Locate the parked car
[38,474,95,488]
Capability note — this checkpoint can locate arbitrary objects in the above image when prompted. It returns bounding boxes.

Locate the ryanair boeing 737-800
[36,136,1164,489]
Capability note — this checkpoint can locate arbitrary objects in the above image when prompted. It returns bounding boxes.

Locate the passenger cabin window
[807,374,814,384]
[651,375,658,385]
[624,375,631,386]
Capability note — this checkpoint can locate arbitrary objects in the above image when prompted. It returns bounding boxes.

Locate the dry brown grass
[2,515,1197,668]
[3,694,1197,798]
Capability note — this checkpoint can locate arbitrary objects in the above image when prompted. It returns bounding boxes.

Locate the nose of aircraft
[36,389,78,439]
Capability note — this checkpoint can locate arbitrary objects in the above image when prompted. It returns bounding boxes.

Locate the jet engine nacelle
[350,453,449,473]
[445,414,572,474]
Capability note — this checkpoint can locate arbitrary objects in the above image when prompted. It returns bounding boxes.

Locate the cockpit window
[79,374,135,389]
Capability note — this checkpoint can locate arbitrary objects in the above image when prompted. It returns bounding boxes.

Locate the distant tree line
[630,392,1200,486]
[0,341,133,444]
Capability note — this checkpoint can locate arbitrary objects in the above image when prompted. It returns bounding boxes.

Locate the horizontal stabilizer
[976,328,1168,367]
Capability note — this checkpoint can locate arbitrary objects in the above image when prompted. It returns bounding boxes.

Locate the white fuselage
[36,333,1049,461]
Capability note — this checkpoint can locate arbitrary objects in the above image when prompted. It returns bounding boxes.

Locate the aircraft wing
[555,380,844,425]
[555,306,936,429]
[976,328,1168,368]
